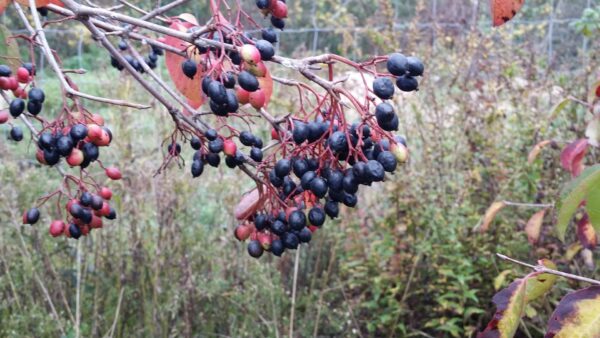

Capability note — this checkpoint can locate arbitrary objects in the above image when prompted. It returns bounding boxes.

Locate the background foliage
[0,0,599,337]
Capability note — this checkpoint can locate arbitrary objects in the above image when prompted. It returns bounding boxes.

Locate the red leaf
[491,0,525,27]
[576,212,598,250]
[560,139,588,177]
[234,188,265,220]
[164,18,206,107]
[0,0,10,15]
[478,278,527,338]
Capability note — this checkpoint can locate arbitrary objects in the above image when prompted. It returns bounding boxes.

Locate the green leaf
[0,24,20,70]
[586,186,600,237]
[556,164,600,241]
[524,259,557,301]
[545,286,600,338]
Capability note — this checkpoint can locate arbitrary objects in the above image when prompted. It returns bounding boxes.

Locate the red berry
[16,67,30,83]
[271,1,288,18]
[90,215,103,229]
[240,44,261,65]
[87,124,103,142]
[13,87,27,99]
[237,87,250,104]
[6,77,18,91]
[223,139,237,156]
[99,202,111,217]
[36,149,47,165]
[248,89,266,109]
[91,113,105,126]
[99,187,112,200]
[0,77,10,90]
[234,224,252,241]
[105,167,122,180]
[0,110,9,124]
[246,61,268,77]
[596,84,600,98]
[49,220,66,237]
[66,148,84,166]
[271,127,280,140]
[257,232,272,249]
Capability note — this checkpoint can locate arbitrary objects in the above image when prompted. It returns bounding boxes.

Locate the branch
[13,2,150,109]
[496,253,600,285]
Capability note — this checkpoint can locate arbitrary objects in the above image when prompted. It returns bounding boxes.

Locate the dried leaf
[556,164,600,241]
[576,212,597,250]
[525,209,546,245]
[560,139,588,177]
[13,0,49,7]
[491,0,525,27]
[528,140,552,164]
[545,286,600,338]
[478,201,507,233]
[234,188,264,220]
[585,116,600,147]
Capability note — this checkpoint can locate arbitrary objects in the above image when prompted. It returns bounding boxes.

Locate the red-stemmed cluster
[1,62,121,239]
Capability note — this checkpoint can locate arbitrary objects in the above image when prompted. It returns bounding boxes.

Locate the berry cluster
[178,35,276,114]
[224,50,422,259]
[255,0,287,30]
[1,62,121,239]
[23,186,117,239]
[0,63,39,141]
[110,40,164,72]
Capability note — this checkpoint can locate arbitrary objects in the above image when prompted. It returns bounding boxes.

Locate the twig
[289,247,300,338]
[75,239,82,338]
[501,201,554,208]
[496,253,600,285]
[14,2,150,109]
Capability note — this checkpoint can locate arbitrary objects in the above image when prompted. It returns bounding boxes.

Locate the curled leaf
[234,188,264,220]
[545,286,600,338]
[528,140,552,164]
[478,201,506,233]
[525,209,546,245]
[560,139,588,177]
[494,270,513,291]
[585,116,600,148]
[491,0,525,27]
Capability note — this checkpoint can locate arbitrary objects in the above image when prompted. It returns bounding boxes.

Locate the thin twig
[289,247,300,338]
[496,253,600,285]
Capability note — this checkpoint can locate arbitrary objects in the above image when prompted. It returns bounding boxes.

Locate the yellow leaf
[478,201,506,233]
[528,140,552,164]
[494,270,512,290]
[525,209,546,245]
[546,286,600,338]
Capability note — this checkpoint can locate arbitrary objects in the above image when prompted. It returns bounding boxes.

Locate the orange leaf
[525,209,546,245]
[14,0,50,7]
[0,0,11,15]
[164,18,206,107]
[478,201,506,233]
[491,0,525,27]
[527,140,552,164]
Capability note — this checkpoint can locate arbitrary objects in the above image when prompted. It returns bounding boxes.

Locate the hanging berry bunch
[2,0,424,254]
[1,60,121,239]
[137,0,424,258]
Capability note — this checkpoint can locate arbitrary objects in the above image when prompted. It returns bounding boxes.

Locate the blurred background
[1,0,599,337]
